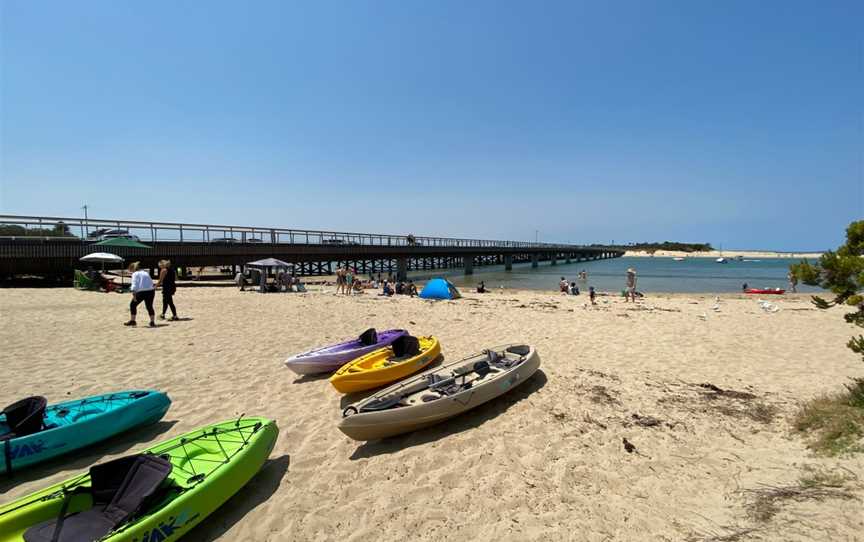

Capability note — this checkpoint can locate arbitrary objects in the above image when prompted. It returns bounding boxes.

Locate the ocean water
[411,256,822,294]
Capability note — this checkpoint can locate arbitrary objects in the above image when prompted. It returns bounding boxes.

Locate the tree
[791,220,864,362]
[790,221,864,455]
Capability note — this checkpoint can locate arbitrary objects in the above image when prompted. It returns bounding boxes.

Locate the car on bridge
[86,228,141,242]
[322,238,360,246]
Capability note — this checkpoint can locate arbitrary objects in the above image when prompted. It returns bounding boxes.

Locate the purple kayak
[285,329,409,375]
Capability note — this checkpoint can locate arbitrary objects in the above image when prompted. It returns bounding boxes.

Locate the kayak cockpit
[350,345,531,414]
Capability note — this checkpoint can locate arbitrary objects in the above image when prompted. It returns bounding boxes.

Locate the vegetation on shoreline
[0,222,76,237]
[791,220,864,455]
[591,241,714,252]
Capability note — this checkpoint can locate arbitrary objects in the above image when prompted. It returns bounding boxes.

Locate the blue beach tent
[419,278,461,300]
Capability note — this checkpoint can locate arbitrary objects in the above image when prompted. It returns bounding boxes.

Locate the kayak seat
[24,454,172,542]
[506,345,530,357]
[473,361,491,379]
[358,328,378,346]
[1,396,47,438]
[391,335,420,358]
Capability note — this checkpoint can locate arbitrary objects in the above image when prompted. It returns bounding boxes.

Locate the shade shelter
[93,237,152,249]
[247,258,295,293]
[419,278,462,300]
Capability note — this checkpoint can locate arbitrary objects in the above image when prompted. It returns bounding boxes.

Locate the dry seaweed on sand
[686,526,762,542]
[741,482,858,522]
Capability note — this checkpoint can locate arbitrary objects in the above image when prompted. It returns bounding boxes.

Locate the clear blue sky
[1,1,861,250]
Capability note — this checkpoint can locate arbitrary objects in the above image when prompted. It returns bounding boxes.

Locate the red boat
[744,288,785,295]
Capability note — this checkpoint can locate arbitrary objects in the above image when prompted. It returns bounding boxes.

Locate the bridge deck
[0,215,624,277]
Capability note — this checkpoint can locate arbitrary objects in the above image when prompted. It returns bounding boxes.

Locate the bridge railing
[0,214,598,250]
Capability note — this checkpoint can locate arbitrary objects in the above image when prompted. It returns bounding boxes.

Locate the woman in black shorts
[156,260,178,320]
[125,261,156,327]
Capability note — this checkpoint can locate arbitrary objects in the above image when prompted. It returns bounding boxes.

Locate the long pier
[0,215,624,280]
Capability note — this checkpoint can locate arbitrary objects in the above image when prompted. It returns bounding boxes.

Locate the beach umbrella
[92,238,151,287]
[247,258,292,268]
[80,252,125,265]
[94,237,152,249]
[80,252,126,289]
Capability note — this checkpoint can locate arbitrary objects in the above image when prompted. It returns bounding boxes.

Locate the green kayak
[0,417,278,541]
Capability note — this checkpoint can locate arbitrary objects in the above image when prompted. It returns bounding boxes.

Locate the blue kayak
[0,390,171,475]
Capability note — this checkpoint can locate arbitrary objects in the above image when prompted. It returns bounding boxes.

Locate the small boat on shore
[0,417,278,541]
[285,328,408,375]
[338,344,540,441]
[330,335,441,393]
[1,390,171,475]
[744,288,785,295]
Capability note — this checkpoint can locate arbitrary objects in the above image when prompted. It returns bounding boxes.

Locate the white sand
[1,287,862,541]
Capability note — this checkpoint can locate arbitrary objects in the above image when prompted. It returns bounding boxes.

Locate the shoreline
[625,249,823,259]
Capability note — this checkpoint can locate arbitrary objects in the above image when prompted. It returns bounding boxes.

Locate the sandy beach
[1,286,862,541]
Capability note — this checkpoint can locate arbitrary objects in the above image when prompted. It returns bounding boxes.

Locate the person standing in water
[125,262,156,327]
[787,271,798,293]
[625,267,637,302]
[156,260,178,320]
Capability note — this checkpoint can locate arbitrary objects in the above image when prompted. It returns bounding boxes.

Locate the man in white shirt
[125,262,157,327]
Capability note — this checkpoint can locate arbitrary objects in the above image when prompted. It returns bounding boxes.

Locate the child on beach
[589,286,596,305]
[625,267,637,302]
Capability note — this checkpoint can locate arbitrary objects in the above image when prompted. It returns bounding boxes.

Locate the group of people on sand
[235,268,304,293]
[558,275,597,305]
[380,279,418,297]
[125,260,178,327]
[335,267,375,295]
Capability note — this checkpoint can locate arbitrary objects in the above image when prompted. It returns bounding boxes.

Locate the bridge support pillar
[550,253,557,266]
[504,255,513,271]
[565,255,571,264]
[463,255,474,275]
[531,254,539,268]
[396,257,408,281]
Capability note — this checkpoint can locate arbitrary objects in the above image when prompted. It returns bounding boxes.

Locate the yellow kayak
[330,336,441,393]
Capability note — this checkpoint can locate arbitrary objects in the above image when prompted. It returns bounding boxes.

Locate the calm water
[408,256,821,293]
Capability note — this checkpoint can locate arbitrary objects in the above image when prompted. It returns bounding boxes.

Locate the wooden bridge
[0,215,624,280]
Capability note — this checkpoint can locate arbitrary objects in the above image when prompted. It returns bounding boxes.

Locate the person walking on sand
[155,260,178,320]
[125,262,156,327]
[625,267,637,302]
[787,271,798,293]
[589,286,597,305]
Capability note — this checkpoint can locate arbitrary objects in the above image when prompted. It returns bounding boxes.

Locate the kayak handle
[342,406,358,418]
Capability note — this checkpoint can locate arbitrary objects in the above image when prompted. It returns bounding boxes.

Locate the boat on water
[672,257,685,261]
[716,257,727,263]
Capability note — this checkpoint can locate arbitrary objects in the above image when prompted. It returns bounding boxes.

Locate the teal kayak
[1,391,171,475]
